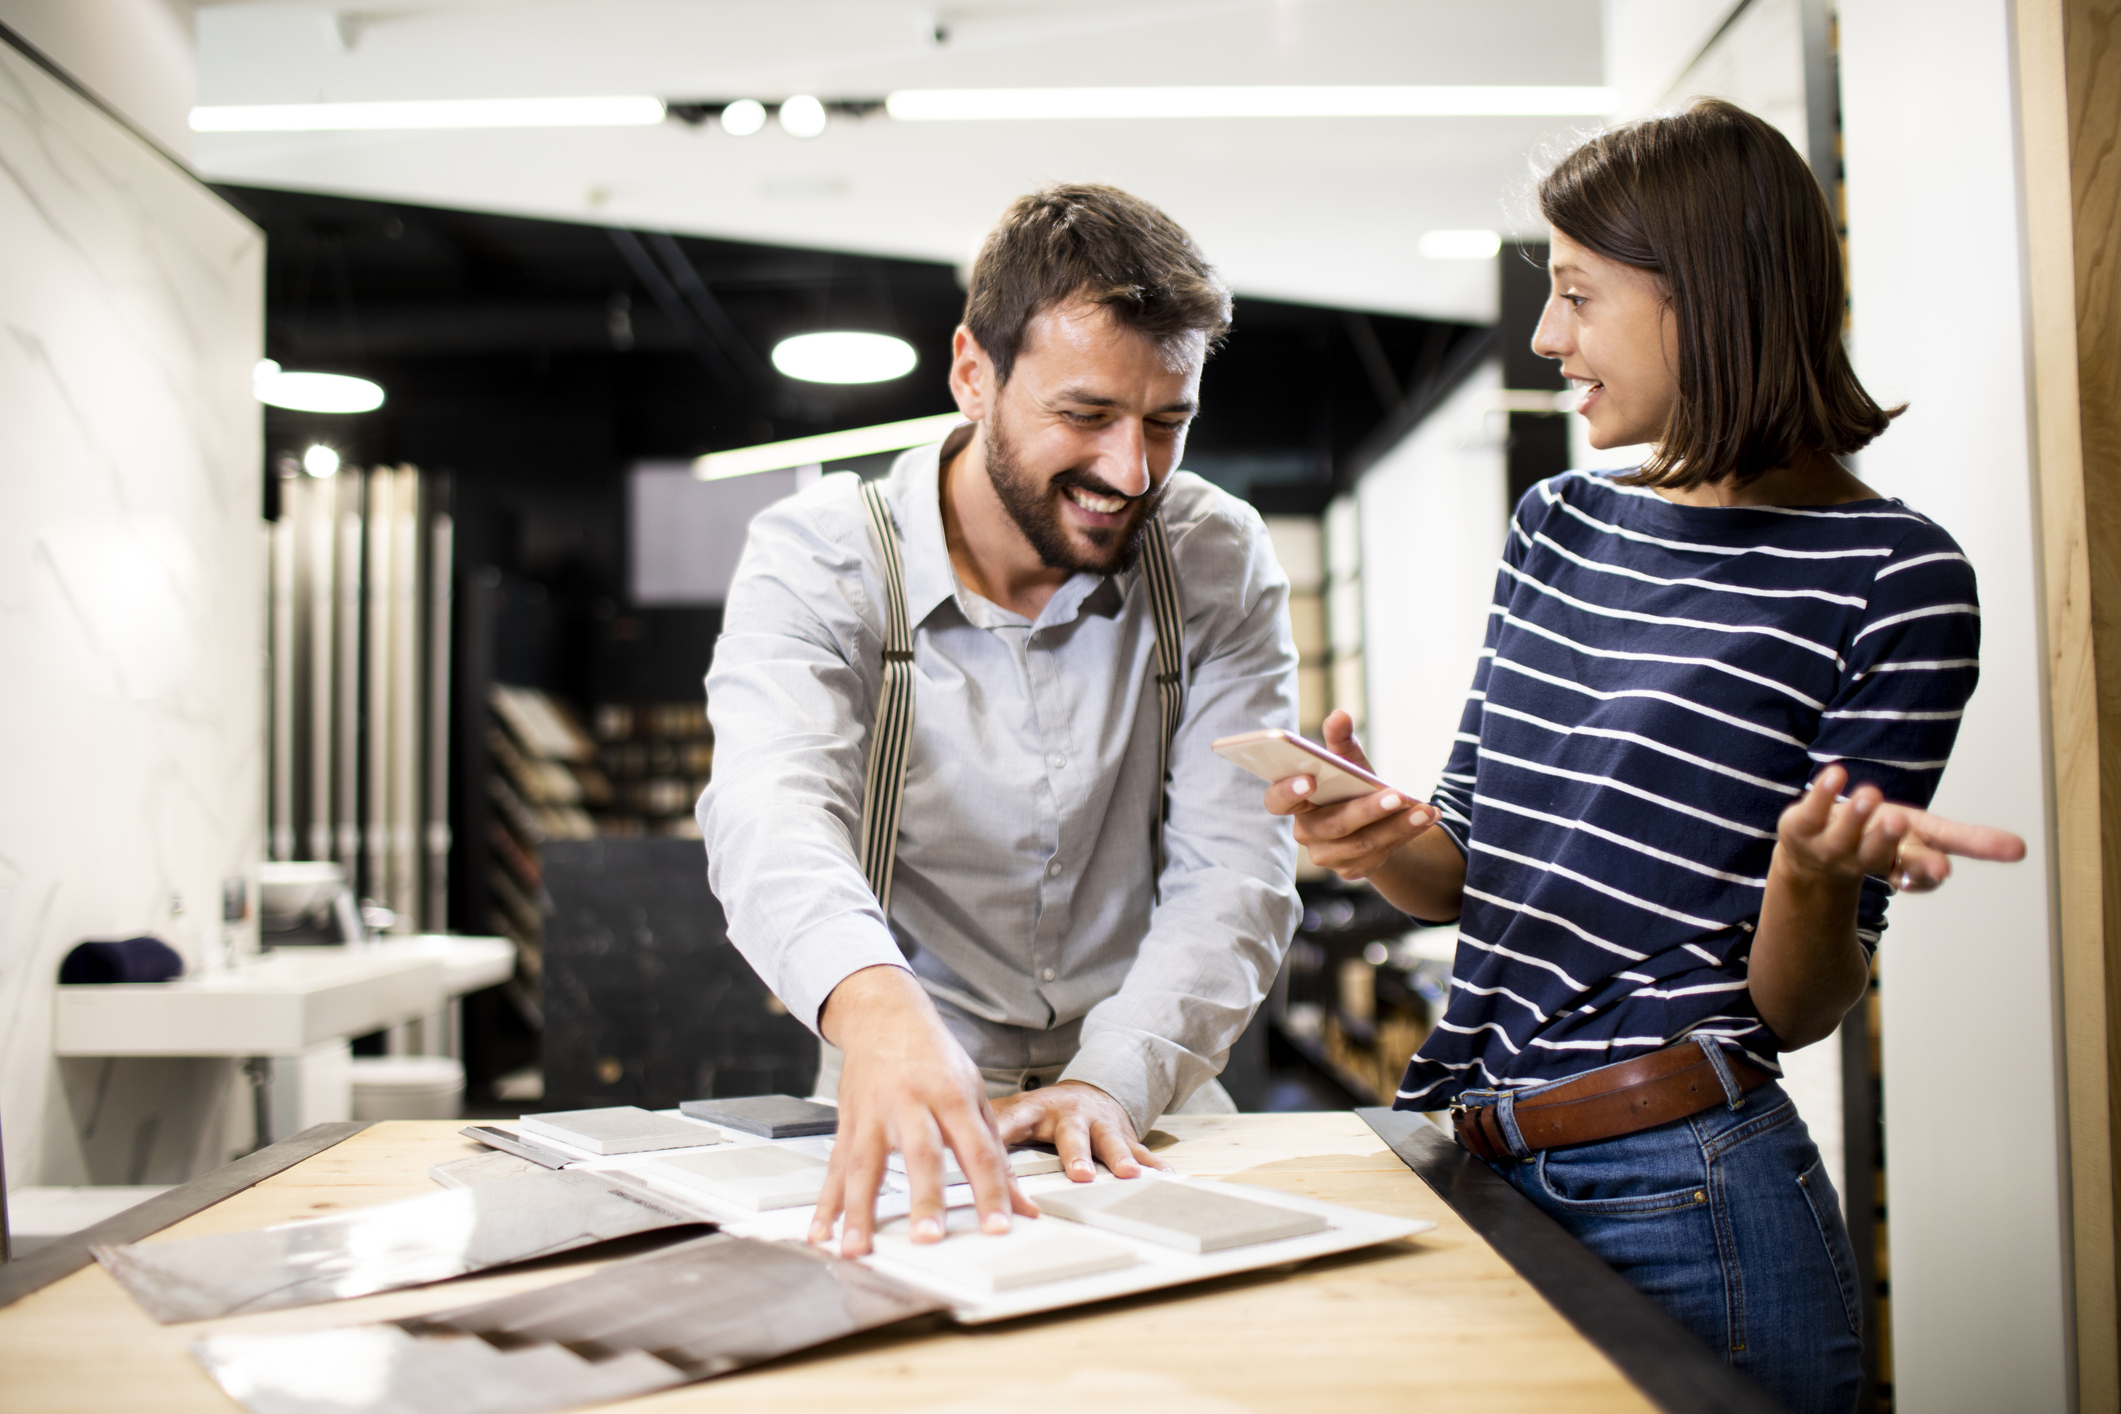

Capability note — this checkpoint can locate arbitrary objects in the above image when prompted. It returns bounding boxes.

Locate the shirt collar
[884,426,1113,632]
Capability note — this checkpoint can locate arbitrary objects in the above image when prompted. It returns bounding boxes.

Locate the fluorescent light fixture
[778,94,827,138]
[885,86,1616,121]
[721,98,767,136]
[1418,229,1503,260]
[255,360,386,413]
[191,95,666,132]
[772,332,918,385]
[694,412,963,481]
[302,445,340,478]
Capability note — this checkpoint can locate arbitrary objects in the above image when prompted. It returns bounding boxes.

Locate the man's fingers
[1087,1120,1145,1179]
[896,1116,950,1244]
[808,1164,846,1246]
[1052,1111,1098,1183]
[832,1138,891,1258]
[935,1102,1020,1234]
[1126,1136,1171,1173]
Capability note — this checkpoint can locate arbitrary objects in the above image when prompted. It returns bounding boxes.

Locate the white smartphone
[1211,728,1394,805]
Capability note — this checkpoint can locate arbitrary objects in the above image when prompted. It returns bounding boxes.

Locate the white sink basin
[365,934,516,996]
[53,949,446,1057]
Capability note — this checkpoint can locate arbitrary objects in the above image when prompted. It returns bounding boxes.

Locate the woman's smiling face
[1531,229,1681,451]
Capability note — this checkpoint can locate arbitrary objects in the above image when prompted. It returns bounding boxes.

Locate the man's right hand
[810,964,1038,1257]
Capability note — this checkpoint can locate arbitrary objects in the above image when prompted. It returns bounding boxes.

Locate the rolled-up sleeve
[1061,503,1303,1130]
[697,482,910,1033]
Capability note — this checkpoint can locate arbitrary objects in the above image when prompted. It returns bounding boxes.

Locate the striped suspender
[855,479,1187,913]
[856,480,917,913]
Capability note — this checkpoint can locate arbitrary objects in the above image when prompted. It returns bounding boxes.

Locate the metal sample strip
[1357,1107,1785,1414]
[0,1121,369,1311]
[191,1232,948,1414]
[96,1168,712,1323]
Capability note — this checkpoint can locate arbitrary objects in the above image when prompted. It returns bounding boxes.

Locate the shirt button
[1049,753,1066,770]
[1042,967,1056,982]
[1047,860,1062,877]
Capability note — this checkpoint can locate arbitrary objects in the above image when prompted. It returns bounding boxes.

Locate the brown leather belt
[1452,1040,1776,1162]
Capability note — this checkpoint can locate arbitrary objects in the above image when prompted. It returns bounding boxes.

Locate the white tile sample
[870,1209,1136,1294]
[0,33,267,1189]
[1031,1179,1327,1253]
[647,1145,830,1211]
[886,1146,1065,1186]
[517,1107,723,1156]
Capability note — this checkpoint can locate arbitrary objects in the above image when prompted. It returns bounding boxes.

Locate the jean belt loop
[1492,1088,1536,1161]
[1697,1034,1746,1110]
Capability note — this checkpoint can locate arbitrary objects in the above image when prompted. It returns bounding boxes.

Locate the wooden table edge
[1356,1107,1785,1414]
[0,1121,372,1311]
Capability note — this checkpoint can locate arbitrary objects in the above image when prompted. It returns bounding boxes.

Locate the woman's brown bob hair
[1538,98,1899,488]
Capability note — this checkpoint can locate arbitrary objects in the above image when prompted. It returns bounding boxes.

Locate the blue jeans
[1462,1060,1863,1414]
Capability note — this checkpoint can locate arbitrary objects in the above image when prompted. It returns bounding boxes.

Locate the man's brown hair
[963,184,1232,383]
[1538,97,1899,488]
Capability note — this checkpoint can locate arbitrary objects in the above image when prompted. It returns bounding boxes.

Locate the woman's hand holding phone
[1263,710,1442,882]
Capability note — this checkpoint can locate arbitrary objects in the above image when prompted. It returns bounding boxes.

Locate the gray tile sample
[647,1145,830,1210]
[191,1234,945,1414]
[517,1106,723,1156]
[679,1094,839,1138]
[1030,1181,1328,1254]
[872,1209,1136,1293]
[96,1169,711,1323]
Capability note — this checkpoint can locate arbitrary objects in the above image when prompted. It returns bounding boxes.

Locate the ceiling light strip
[694,413,964,481]
[190,96,667,132]
[884,86,1616,121]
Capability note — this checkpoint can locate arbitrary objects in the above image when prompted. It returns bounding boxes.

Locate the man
[699,184,1299,1255]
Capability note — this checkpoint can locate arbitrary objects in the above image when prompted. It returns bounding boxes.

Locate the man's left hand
[992,1080,1173,1182]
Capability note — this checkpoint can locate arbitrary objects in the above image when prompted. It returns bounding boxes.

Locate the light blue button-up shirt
[698,430,1301,1130]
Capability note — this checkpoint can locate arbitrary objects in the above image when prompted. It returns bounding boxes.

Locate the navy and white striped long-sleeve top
[1396,471,1980,1109]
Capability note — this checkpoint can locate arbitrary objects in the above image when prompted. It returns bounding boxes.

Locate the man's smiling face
[977,298,1202,575]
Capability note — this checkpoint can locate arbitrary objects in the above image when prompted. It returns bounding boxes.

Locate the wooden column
[2018,1,2121,1406]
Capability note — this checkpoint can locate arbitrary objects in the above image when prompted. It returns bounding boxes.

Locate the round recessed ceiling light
[254,360,385,413]
[778,94,827,138]
[771,331,918,384]
[720,98,766,136]
[1417,229,1503,260]
[302,444,341,478]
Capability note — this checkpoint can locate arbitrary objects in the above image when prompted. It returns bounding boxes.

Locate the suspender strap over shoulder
[855,479,1186,912]
[857,479,916,913]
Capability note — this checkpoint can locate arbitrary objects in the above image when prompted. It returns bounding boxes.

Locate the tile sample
[871,1209,1137,1294]
[886,1146,1065,1186]
[96,1169,710,1322]
[679,1094,839,1138]
[461,1124,573,1169]
[191,1233,946,1414]
[517,1107,723,1155]
[647,1145,830,1211]
[1030,1180,1327,1254]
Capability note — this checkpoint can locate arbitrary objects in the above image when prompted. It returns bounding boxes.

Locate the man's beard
[983,408,1162,576]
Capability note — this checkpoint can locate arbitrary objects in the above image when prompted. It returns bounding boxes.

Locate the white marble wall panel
[0,36,267,1187]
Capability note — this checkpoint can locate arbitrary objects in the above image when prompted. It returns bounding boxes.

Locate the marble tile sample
[191,1233,947,1414]
[886,1146,1065,1186]
[679,1094,838,1138]
[517,1107,723,1155]
[647,1145,830,1210]
[870,1209,1137,1294]
[431,1151,548,1188]
[97,1169,710,1322]
[1030,1180,1327,1254]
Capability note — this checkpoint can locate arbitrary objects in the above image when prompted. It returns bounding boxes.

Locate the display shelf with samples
[1269,884,1449,1108]
[589,701,715,839]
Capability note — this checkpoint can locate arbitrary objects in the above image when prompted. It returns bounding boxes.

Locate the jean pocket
[1534,1144,1712,1216]
[1797,1155,1863,1338]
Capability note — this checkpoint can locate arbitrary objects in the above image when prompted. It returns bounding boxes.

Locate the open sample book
[93,1099,1432,1414]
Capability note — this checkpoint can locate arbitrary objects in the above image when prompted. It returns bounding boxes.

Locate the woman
[1267,99,2023,1413]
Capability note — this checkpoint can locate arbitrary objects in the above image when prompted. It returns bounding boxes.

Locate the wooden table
[0,1113,1771,1414]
